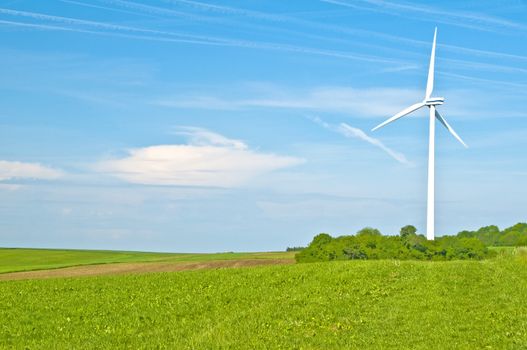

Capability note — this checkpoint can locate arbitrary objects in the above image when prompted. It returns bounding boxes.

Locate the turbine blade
[435,109,468,148]
[372,102,425,131]
[425,28,437,99]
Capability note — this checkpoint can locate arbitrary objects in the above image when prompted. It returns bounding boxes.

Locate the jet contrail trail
[0,7,222,41]
[157,0,527,64]
[6,3,522,77]
[161,0,288,21]
[0,19,224,46]
[309,116,411,165]
[55,0,527,69]
[58,0,159,18]
[321,0,526,33]
[338,123,412,165]
[99,0,215,21]
[0,8,405,65]
[100,0,344,49]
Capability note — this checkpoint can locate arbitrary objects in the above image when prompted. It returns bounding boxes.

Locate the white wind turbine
[372,28,467,241]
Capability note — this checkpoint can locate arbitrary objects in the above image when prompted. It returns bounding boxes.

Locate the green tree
[311,233,333,246]
[400,225,417,238]
[343,245,368,260]
[356,227,382,237]
[499,231,521,246]
[296,226,496,263]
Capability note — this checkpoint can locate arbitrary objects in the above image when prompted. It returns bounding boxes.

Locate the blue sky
[0,0,526,252]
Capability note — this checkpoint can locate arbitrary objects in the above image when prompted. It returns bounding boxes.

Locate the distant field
[1,252,526,349]
[0,248,295,274]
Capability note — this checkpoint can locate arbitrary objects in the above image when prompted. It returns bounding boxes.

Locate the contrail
[440,71,527,90]
[153,0,527,65]
[160,0,288,21]
[309,116,411,165]
[321,0,527,33]
[0,7,222,41]
[0,19,223,46]
[99,0,343,47]
[50,0,527,70]
[5,3,523,75]
[99,0,215,21]
[338,123,412,165]
[58,0,158,18]
[0,8,405,65]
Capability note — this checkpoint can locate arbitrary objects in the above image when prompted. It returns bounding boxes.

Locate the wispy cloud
[440,72,527,91]
[154,83,527,120]
[97,0,215,21]
[441,57,527,76]
[58,0,159,18]
[161,0,288,21]
[172,0,527,68]
[4,3,527,78]
[321,0,526,33]
[181,0,527,75]
[167,0,527,64]
[0,7,404,65]
[173,127,248,150]
[310,116,411,165]
[0,19,232,47]
[95,127,304,187]
[155,86,422,117]
[0,160,63,181]
[0,7,222,42]
[100,0,390,58]
[338,123,412,165]
[440,44,527,63]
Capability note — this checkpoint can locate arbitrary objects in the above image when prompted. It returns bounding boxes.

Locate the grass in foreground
[1,252,527,349]
[0,248,294,274]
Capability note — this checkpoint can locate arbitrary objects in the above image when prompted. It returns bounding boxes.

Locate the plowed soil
[0,258,294,281]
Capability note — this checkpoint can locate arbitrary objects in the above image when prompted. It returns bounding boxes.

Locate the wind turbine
[371,28,467,241]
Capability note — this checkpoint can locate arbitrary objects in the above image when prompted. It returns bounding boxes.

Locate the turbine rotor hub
[424,97,445,106]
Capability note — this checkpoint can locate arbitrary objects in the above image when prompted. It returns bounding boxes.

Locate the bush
[456,223,527,247]
[296,227,494,263]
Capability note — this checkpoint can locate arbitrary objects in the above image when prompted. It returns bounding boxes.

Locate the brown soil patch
[0,258,294,281]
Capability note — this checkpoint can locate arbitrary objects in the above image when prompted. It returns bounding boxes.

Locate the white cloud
[155,86,422,117]
[96,128,304,187]
[174,126,247,150]
[0,160,63,181]
[155,84,525,120]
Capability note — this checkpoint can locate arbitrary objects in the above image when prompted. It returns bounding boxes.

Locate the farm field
[1,250,526,349]
[0,248,294,274]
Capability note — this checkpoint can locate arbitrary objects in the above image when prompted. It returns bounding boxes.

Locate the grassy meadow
[1,249,527,349]
[0,248,294,274]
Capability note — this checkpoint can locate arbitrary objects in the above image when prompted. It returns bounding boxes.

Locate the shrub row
[457,223,527,247]
[295,225,504,263]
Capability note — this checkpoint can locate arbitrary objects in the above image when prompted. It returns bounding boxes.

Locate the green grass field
[0,248,294,274]
[1,249,526,349]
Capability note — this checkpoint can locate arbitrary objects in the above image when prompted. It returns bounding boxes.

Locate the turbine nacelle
[424,97,444,106]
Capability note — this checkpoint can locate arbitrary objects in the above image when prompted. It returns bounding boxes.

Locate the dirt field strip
[0,258,295,281]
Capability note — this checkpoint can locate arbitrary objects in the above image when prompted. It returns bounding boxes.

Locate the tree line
[295,222,527,263]
[457,223,527,246]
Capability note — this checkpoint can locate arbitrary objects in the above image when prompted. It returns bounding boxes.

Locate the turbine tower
[372,28,467,240]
